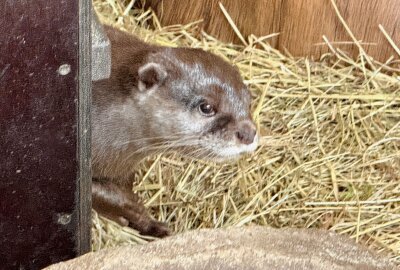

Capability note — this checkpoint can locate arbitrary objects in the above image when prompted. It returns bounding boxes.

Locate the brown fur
[92,25,257,237]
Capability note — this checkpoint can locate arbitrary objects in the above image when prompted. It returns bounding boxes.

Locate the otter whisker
[119,137,202,165]
[117,131,194,146]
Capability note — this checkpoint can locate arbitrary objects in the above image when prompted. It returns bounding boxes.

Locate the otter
[92,25,258,237]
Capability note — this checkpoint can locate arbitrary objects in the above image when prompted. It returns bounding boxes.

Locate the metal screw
[58,64,71,76]
[57,213,72,225]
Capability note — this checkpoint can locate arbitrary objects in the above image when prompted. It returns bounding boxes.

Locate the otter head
[132,47,258,161]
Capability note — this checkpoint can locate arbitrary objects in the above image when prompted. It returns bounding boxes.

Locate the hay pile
[92,0,400,264]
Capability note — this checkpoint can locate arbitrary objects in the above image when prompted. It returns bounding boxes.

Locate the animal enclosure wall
[0,0,91,269]
[144,0,400,64]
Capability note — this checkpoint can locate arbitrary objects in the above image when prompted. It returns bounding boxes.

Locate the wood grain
[145,0,400,63]
[279,0,400,62]
[147,0,282,47]
[78,0,92,255]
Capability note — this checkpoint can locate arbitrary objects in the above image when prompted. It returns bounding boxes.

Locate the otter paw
[137,220,171,238]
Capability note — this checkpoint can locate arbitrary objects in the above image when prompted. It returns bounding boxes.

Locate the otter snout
[235,121,257,145]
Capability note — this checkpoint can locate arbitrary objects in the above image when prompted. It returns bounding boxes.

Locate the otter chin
[207,134,259,162]
[189,130,259,162]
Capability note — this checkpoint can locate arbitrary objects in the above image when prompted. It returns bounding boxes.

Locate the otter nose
[235,121,257,145]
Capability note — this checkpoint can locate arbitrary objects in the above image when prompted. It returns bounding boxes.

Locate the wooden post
[0,0,91,269]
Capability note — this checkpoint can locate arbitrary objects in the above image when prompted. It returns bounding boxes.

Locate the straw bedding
[92,0,400,263]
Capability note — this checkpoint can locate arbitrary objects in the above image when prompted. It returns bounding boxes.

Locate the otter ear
[138,63,167,91]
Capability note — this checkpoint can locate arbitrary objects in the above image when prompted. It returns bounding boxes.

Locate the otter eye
[198,102,216,116]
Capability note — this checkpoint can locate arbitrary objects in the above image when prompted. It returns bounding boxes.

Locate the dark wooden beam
[0,0,91,269]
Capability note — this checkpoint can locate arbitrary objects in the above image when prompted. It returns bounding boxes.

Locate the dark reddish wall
[0,1,89,269]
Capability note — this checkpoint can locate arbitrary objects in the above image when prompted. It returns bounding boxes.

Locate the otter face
[135,48,258,161]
